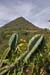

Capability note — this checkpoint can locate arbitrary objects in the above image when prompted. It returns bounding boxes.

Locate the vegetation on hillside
[0,17,50,75]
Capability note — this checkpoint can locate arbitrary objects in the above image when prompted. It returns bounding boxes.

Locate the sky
[0,0,50,28]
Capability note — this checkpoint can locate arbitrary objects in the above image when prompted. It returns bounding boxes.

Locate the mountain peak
[16,16,28,22]
[1,16,40,30]
[17,16,25,19]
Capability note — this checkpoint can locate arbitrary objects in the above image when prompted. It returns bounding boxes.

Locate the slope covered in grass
[0,17,50,75]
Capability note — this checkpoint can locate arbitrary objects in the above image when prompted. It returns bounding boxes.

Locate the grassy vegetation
[0,17,50,75]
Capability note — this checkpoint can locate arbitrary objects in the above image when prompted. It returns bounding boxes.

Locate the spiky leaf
[24,35,43,63]
[9,33,18,50]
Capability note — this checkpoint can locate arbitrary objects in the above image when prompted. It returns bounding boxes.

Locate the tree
[48,20,50,22]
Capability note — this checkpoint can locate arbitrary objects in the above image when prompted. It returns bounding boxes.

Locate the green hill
[0,17,50,75]
[0,17,41,53]
[0,17,50,54]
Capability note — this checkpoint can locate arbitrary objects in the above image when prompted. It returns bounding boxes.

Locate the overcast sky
[0,0,50,28]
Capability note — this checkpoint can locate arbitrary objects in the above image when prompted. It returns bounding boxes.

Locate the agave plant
[0,33,18,68]
[9,33,18,50]
[0,34,44,75]
[23,35,43,64]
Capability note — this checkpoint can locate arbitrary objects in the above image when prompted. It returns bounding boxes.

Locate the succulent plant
[23,35,43,63]
[0,33,18,68]
[9,33,18,50]
[0,34,44,75]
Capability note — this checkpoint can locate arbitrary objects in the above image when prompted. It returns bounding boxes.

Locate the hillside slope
[0,17,50,75]
[0,17,40,52]
[0,17,50,57]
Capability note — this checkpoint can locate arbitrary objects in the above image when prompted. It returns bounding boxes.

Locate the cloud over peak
[0,0,50,28]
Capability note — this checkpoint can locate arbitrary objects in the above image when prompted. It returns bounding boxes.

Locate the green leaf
[23,35,43,63]
[9,33,18,50]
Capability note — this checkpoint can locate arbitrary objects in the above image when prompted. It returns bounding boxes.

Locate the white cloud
[0,0,50,28]
[33,7,50,17]
[0,1,36,26]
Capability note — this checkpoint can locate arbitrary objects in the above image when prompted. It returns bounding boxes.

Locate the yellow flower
[20,39,26,43]
[49,52,50,55]
[40,53,43,57]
